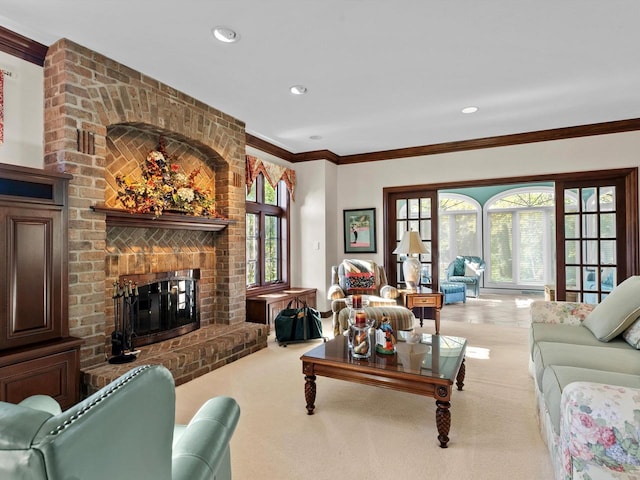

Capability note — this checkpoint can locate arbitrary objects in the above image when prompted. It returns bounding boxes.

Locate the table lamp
[392,230,429,291]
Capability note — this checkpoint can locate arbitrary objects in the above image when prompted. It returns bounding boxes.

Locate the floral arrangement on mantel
[115,137,223,218]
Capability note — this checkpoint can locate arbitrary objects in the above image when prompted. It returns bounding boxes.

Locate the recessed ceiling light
[289,85,308,95]
[309,135,322,140]
[212,26,239,43]
[461,106,479,114]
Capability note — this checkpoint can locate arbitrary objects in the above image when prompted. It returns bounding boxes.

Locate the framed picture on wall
[344,208,376,253]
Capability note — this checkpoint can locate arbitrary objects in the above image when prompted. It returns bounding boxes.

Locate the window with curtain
[485,187,555,289]
[245,156,294,292]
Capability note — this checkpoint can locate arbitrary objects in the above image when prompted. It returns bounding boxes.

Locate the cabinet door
[0,206,65,349]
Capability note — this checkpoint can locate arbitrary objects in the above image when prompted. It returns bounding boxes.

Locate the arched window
[438,193,482,280]
[484,187,555,289]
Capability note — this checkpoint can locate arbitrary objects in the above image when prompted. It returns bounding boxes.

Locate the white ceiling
[1,1,639,157]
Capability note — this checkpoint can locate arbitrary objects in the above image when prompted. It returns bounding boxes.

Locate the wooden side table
[399,287,444,334]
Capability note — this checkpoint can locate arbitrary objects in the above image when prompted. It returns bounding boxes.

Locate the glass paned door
[387,190,437,289]
[557,180,624,303]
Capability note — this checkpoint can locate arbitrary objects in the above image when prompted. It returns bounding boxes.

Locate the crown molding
[0,25,48,66]
[2,23,638,163]
[247,118,640,166]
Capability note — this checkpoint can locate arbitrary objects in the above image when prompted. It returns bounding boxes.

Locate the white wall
[332,131,640,272]
[3,51,640,313]
[0,51,43,168]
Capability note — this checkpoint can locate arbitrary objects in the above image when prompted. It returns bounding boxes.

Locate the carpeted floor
[175,298,554,480]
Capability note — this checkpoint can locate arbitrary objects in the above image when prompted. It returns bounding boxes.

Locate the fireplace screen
[121,269,200,347]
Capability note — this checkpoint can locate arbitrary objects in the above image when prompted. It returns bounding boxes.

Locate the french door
[383,168,638,300]
[555,171,637,302]
[384,189,438,289]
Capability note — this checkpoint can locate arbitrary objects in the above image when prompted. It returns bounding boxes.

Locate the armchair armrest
[172,396,240,480]
[379,284,399,300]
[530,300,595,326]
[560,382,640,479]
[18,395,62,415]
[328,284,345,301]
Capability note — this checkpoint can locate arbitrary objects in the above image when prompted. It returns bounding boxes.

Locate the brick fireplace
[41,38,266,392]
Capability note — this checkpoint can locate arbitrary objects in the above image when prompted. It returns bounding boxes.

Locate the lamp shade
[392,230,429,255]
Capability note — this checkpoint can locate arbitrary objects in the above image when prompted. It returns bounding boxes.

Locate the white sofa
[529,276,640,480]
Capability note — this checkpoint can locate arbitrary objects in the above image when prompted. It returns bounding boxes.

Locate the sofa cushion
[532,341,640,390]
[529,323,630,357]
[541,365,640,435]
[623,317,640,349]
[582,275,640,341]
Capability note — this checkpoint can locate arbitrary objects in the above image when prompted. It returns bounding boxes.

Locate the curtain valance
[246,155,296,200]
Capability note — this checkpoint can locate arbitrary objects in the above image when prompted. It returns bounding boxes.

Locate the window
[246,173,289,291]
[438,194,482,280]
[485,187,555,289]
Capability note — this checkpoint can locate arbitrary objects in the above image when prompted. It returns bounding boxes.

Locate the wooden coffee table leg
[436,400,451,448]
[304,374,316,415]
[456,358,466,391]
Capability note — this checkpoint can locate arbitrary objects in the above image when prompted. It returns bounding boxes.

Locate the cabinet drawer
[409,295,441,308]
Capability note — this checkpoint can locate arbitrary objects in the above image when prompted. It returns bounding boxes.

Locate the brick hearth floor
[81,322,269,396]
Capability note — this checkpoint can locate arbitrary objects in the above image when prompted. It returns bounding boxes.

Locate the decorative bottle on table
[350,310,373,359]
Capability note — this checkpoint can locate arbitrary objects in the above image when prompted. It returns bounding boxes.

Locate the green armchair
[445,255,486,297]
[0,365,240,480]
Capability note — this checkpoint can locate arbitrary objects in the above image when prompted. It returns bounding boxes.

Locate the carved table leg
[436,400,451,448]
[456,358,466,391]
[304,374,316,415]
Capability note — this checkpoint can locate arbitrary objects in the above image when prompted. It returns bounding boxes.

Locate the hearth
[118,269,200,348]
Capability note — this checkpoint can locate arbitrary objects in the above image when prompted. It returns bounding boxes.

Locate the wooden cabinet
[246,288,317,325]
[0,163,81,409]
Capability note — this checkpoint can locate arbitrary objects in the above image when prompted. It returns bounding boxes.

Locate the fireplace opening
[119,269,201,348]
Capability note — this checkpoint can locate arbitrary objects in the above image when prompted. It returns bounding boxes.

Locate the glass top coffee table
[300,332,467,448]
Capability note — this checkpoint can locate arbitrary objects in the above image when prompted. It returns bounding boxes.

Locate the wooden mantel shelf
[91,205,233,231]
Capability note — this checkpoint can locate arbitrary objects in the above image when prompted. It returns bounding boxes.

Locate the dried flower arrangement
[115,137,222,218]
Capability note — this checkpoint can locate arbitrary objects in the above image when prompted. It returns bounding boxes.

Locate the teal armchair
[445,255,486,297]
[0,365,240,480]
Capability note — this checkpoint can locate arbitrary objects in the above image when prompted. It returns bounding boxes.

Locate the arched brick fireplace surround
[42,38,265,392]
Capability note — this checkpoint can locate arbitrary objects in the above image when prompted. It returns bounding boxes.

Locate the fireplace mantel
[92,205,233,231]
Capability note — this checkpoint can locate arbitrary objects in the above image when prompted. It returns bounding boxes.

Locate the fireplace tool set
[109,280,139,364]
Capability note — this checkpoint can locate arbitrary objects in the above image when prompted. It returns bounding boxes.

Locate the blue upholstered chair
[445,255,486,297]
[0,365,240,480]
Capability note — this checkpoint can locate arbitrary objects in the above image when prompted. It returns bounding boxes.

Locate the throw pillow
[464,261,481,277]
[583,276,640,342]
[623,318,640,349]
[344,272,375,292]
[453,256,466,276]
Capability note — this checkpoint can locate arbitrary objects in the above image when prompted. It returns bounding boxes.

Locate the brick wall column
[43,38,246,368]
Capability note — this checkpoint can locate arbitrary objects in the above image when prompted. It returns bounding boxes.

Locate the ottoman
[336,306,415,336]
[440,282,466,304]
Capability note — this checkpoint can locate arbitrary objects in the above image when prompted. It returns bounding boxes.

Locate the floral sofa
[529,276,640,480]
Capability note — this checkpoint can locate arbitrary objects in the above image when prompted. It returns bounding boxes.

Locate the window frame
[383,167,637,296]
[438,193,482,281]
[483,186,556,289]
[246,173,290,294]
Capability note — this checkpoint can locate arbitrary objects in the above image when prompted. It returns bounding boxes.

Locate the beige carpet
[175,318,554,480]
